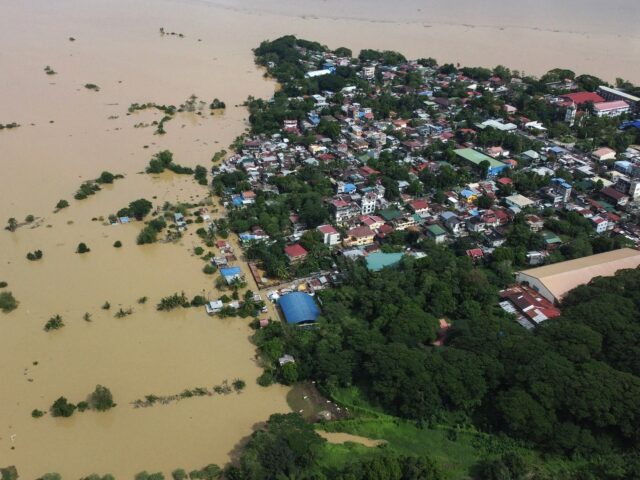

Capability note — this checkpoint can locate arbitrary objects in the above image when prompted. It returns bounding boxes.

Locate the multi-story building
[361,192,377,215]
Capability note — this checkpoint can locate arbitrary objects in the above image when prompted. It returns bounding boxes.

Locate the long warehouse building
[515,248,640,304]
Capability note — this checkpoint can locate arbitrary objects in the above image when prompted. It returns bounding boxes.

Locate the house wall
[515,273,557,304]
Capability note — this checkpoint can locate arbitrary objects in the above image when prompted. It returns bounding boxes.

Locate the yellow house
[343,226,375,247]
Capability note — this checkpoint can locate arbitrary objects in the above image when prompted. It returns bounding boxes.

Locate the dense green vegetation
[0,291,18,313]
[77,242,90,253]
[90,384,116,411]
[224,412,443,479]
[259,253,640,478]
[26,249,43,261]
[43,314,64,331]
[146,150,194,175]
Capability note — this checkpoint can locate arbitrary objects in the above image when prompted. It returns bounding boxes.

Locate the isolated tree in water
[90,384,115,411]
[6,217,18,232]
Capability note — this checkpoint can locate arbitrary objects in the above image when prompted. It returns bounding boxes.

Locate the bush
[90,384,115,411]
[0,281,7,288]
[171,469,187,480]
[96,171,115,184]
[77,401,90,412]
[232,379,246,392]
[137,226,159,244]
[37,474,61,480]
[157,292,189,311]
[257,370,274,387]
[102,301,111,310]
[113,240,122,248]
[77,242,90,253]
[84,83,100,91]
[25,214,35,223]
[138,296,148,304]
[203,264,217,275]
[26,249,43,261]
[190,295,206,307]
[44,315,64,331]
[31,409,45,418]
[50,397,76,417]
[55,199,69,210]
[194,246,204,256]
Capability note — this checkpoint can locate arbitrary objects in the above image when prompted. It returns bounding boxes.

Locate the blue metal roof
[220,266,241,277]
[278,292,320,325]
[366,252,403,272]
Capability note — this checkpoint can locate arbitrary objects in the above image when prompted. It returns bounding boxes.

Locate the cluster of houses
[211,42,640,329]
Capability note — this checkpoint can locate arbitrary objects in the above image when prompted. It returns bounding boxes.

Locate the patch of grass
[320,387,584,479]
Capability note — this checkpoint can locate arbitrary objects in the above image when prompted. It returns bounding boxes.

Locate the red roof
[466,248,484,259]
[284,244,308,258]
[501,285,561,323]
[560,92,604,105]
[317,224,338,235]
[410,199,429,211]
[594,100,629,111]
[497,177,513,185]
[348,226,374,238]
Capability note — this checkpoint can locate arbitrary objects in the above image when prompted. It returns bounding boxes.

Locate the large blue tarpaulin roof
[278,292,320,325]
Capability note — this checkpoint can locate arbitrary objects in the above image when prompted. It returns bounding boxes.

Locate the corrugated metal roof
[278,292,320,325]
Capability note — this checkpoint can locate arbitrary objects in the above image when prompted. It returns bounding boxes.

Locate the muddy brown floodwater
[1,0,638,476]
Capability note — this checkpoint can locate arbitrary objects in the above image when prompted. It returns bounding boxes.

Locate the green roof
[427,224,447,236]
[380,209,402,221]
[454,148,505,168]
[366,252,404,272]
[542,231,562,244]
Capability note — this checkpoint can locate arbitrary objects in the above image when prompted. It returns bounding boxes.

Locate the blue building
[220,266,242,284]
[278,292,320,325]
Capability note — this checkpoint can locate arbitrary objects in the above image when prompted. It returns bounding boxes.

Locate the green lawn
[315,387,583,480]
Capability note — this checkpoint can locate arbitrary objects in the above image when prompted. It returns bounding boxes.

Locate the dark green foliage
[74,181,101,200]
[203,264,217,275]
[157,292,189,311]
[113,240,122,248]
[84,83,100,91]
[77,242,90,253]
[238,413,325,479]
[232,379,246,392]
[194,165,208,185]
[187,464,222,480]
[0,467,18,480]
[137,225,159,244]
[90,384,115,411]
[50,396,76,417]
[55,199,69,210]
[209,98,226,109]
[146,150,193,174]
[0,281,7,288]
[134,472,164,480]
[337,451,443,480]
[96,171,116,184]
[190,295,206,307]
[43,314,64,331]
[31,409,44,418]
[26,249,43,261]
[171,469,187,480]
[127,198,153,219]
[77,401,89,412]
[37,474,61,480]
